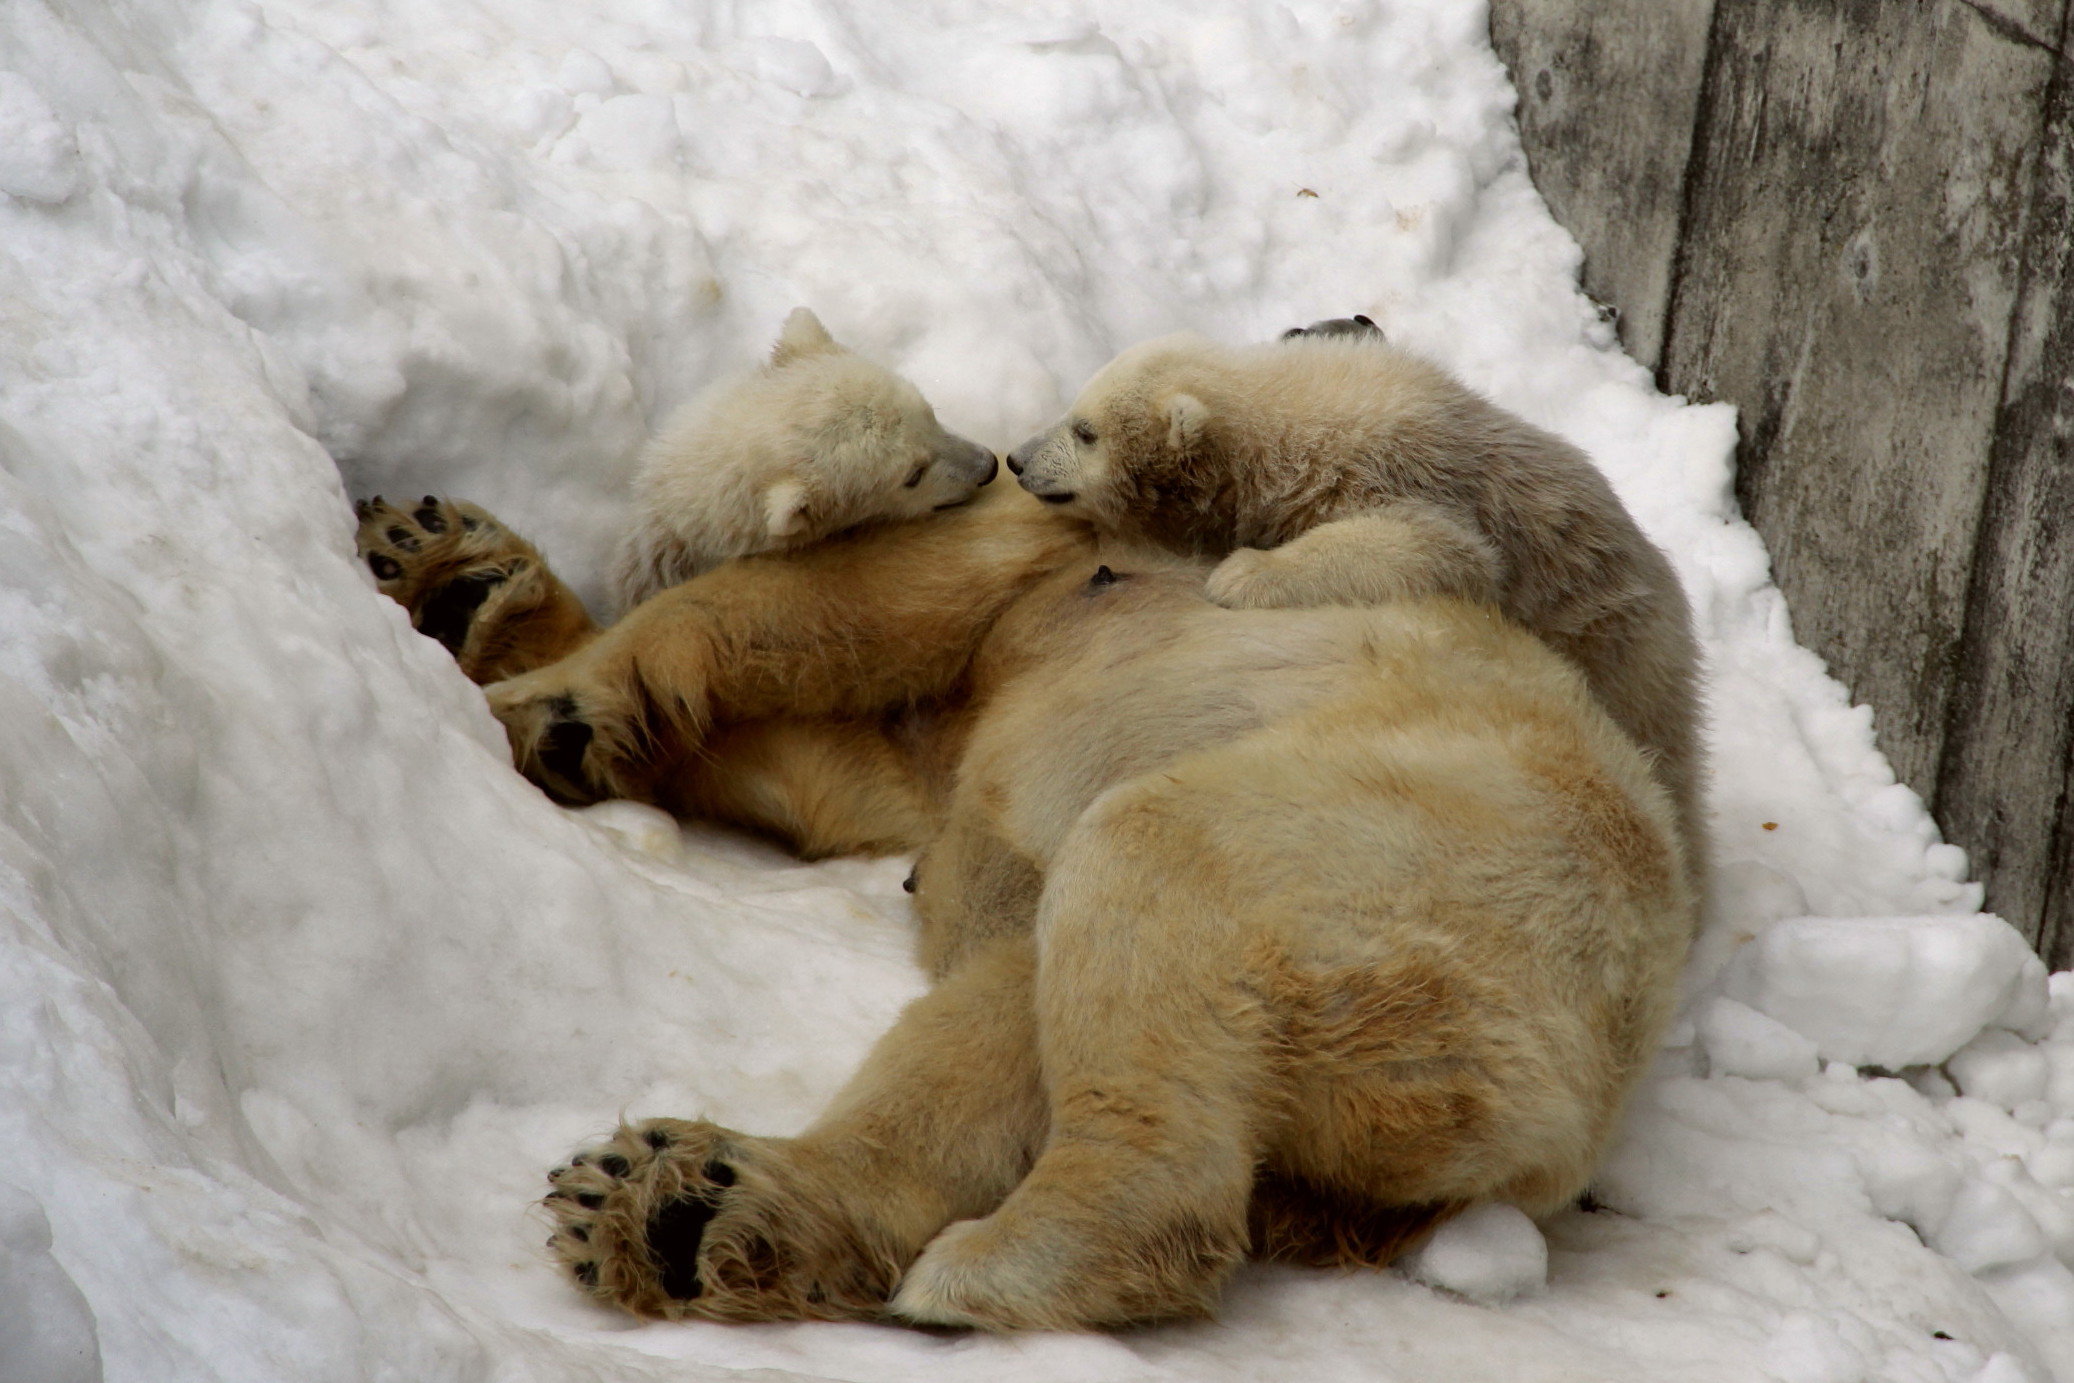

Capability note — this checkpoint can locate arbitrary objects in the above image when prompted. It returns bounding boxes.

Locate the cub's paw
[355,495,594,683]
[542,1118,895,1322]
[484,664,641,805]
[1203,547,1296,611]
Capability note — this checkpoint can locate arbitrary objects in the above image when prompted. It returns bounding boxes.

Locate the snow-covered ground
[2,0,2071,1378]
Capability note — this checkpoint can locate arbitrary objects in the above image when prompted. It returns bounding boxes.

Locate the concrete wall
[1489,0,2074,966]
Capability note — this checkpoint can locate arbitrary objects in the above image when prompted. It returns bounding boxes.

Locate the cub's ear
[762,478,813,540]
[1166,393,1209,453]
[771,308,841,366]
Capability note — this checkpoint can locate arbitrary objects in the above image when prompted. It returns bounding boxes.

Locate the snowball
[1720,915,2050,1068]
[1697,996,1820,1082]
[1403,1203,1547,1303]
[1948,1030,2051,1112]
[0,1184,101,1383]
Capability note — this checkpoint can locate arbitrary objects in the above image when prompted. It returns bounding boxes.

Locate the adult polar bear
[445,454,1695,1327]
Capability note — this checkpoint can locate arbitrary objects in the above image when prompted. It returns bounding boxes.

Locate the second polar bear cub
[1007,329,1705,872]
[614,308,999,609]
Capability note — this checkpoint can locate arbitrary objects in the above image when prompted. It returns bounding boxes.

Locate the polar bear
[372,479,1694,1329]
[613,308,999,610]
[1005,331,1705,879]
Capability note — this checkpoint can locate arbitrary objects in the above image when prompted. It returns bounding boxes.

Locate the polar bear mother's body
[460,488,1694,1329]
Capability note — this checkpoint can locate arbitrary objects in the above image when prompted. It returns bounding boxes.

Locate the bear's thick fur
[372,477,1693,1330]
[613,309,999,611]
[1006,332,1705,879]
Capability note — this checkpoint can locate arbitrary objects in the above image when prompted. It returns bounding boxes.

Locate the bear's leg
[544,937,1047,1321]
[907,816,1043,978]
[892,789,1268,1330]
[1203,500,1500,613]
[487,503,1076,804]
[675,718,944,858]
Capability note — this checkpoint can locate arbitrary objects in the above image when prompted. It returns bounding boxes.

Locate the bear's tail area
[611,514,709,615]
[1247,1175,1465,1269]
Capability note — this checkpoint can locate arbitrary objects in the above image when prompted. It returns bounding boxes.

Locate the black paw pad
[645,1127,671,1151]
[574,1260,600,1288]
[649,1197,719,1301]
[599,1154,631,1178]
[414,500,449,534]
[704,1161,737,1188]
[577,1192,605,1210]
[538,716,595,796]
[416,569,508,653]
[368,552,403,581]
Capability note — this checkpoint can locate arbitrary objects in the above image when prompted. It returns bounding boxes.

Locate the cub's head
[752,308,998,545]
[1005,333,1231,550]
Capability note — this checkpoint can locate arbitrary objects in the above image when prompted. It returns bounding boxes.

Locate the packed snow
[2,0,2070,1379]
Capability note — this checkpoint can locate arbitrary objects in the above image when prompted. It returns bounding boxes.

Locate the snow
[1,0,2070,1379]
[1404,1203,1549,1304]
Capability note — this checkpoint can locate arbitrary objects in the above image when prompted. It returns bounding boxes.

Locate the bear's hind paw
[543,1119,740,1318]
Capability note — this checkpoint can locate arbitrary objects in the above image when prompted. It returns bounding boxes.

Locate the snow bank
[2,0,2071,1379]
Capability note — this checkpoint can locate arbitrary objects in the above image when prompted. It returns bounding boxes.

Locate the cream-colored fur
[1007,333,1707,883]
[409,487,1695,1330]
[613,308,999,611]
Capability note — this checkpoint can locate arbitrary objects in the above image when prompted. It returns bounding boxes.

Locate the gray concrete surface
[1490,0,2074,966]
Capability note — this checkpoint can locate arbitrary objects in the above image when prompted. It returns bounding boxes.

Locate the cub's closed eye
[904,465,927,488]
[1071,420,1097,445]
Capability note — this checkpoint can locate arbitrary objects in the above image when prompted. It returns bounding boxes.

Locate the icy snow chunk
[0,1183,101,1383]
[1857,1139,1963,1237]
[1950,1030,2051,1111]
[2037,1123,2074,1191]
[2045,1045,2074,1114]
[748,38,838,97]
[579,799,685,863]
[1933,1178,2048,1276]
[1403,1203,1546,1302]
[1697,996,1820,1081]
[1721,914,2050,1068]
[1760,1311,1866,1383]
[1724,1209,1821,1265]
[0,72,83,205]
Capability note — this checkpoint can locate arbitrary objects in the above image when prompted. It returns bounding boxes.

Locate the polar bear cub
[1005,330,1705,876]
[614,309,999,610]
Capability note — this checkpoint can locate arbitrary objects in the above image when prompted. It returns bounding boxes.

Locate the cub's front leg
[1205,500,1501,612]
[486,500,1088,812]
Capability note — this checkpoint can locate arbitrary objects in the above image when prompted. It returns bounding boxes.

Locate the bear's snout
[1005,434,1040,476]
